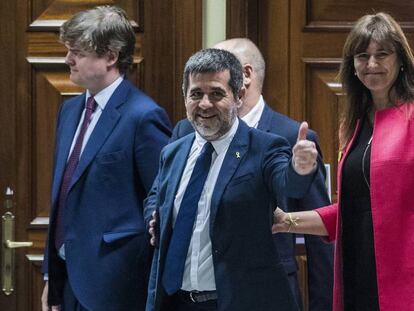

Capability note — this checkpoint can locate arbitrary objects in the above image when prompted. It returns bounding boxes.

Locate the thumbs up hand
[292,122,318,175]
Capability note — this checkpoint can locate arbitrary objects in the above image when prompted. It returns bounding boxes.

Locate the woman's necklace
[362,135,373,189]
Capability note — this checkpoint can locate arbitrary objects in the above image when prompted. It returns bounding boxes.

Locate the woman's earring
[401,66,404,72]
[354,71,357,76]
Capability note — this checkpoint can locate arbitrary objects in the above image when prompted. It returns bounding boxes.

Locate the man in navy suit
[145,48,319,311]
[149,38,333,310]
[41,6,171,311]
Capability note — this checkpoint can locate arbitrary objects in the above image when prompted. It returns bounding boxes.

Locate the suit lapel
[52,95,85,205]
[159,135,195,248]
[210,120,249,229]
[69,79,131,191]
[257,103,273,133]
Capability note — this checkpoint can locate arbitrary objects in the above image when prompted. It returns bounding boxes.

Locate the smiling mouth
[197,114,216,119]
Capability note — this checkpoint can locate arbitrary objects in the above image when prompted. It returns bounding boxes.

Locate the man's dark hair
[182,48,243,100]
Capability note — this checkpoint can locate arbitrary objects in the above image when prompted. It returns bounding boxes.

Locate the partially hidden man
[145,48,319,311]
[41,6,171,311]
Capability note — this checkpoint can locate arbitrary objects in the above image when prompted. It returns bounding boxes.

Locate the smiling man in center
[145,48,318,311]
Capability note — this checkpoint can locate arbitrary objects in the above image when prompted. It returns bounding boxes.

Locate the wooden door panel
[30,0,142,29]
[306,0,414,29]
[2,1,144,310]
[305,62,344,190]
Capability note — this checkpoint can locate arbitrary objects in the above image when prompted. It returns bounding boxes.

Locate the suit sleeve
[315,204,338,242]
[144,119,183,228]
[170,120,182,142]
[134,106,171,193]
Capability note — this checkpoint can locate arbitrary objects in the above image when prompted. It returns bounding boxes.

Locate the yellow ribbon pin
[236,152,240,159]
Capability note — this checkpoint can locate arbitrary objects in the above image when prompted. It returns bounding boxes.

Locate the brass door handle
[2,210,33,295]
[5,240,33,249]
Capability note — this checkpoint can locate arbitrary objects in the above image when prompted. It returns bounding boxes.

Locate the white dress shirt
[174,118,239,291]
[68,75,124,157]
[242,95,265,129]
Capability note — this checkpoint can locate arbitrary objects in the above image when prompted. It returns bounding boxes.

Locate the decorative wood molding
[26,56,143,65]
[26,56,66,64]
[29,19,140,32]
[304,0,414,33]
[30,217,49,226]
[29,0,143,32]
[304,21,414,32]
[26,254,44,262]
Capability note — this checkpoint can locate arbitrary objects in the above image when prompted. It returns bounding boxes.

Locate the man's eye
[210,91,224,99]
[190,92,202,99]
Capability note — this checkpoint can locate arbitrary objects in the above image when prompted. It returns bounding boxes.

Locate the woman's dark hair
[338,12,414,146]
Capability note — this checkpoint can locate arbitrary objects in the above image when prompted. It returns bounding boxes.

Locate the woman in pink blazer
[274,13,414,311]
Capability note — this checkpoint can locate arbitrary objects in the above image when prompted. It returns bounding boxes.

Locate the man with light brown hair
[41,6,171,311]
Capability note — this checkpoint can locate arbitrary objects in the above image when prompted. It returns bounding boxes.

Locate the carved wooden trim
[30,217,49,226]
[29,19,140,32]
[26,254,44,262]
[29,0,143,32]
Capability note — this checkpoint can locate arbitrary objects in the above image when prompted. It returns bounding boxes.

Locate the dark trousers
[62,278,88,311]
[162,292,217,311]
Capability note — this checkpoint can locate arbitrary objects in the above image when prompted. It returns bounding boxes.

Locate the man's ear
[236,87,246,108]
[106,51,119,67]
[243,64,253,87]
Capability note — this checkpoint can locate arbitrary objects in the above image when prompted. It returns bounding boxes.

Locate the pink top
[316,103,414,311]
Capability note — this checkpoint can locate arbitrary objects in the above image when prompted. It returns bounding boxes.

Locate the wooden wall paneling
[142,0,202,125]
[26,255,44,311]
[226,0,259,42]
[0,1,145,310]
[0,0,17,195]
[30,0,142,30]
[296,255,308,308]
[258,0,290,115]
[15,1,32,311]
[289,0,347,198]
[306,0,414,31]
[29,62,82,218]
[304,60,343,198]
[172,0,203,123]
[142,0,174,118]
[0,0,17,309]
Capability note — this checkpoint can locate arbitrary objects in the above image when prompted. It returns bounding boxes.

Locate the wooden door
[0,2,142,310]
[227,0,414,309]
[0,1,201,310]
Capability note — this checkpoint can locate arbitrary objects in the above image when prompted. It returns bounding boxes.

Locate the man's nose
[65,51,74,65]
[198,95,213,109]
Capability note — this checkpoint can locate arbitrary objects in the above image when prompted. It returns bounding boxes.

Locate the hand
[41,281,61,311]
[149,211,158,246]
[292,122,317,175]
[272,207,288,233]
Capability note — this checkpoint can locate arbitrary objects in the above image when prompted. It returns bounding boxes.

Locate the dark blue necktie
[55,96,96,251]
[162,142,214,295]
